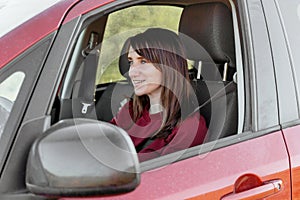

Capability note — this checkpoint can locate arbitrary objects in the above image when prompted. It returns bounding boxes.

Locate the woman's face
[128,46,162,104]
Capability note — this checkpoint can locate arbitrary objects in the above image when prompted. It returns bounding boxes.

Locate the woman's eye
[128,60,133,65]
[141,60,147,64]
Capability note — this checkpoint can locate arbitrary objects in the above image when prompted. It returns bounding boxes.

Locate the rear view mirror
[26,118,140,197]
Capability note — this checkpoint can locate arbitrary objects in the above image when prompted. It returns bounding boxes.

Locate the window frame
[61,0,245,167]
[49,0,283,173]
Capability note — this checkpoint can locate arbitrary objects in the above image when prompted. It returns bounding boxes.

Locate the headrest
[179,2,235,68]
[118,38,131,78]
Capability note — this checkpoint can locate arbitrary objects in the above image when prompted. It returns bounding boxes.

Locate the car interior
[51,0,241,156]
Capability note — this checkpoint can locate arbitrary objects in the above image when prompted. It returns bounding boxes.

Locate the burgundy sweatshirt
[111,102,207,162]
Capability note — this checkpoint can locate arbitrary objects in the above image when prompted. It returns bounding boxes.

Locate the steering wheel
[0,96,13,136]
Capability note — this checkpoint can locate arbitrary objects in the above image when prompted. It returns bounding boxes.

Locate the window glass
[0,72,25,137]
[97,5,183,84]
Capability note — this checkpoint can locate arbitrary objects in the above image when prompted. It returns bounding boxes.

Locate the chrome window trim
[229,0,245,134]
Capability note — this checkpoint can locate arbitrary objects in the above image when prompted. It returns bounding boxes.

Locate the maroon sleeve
[110,117,117,125]
[109,101,134,130]
[137,113,207,162]
[160,113,207,156]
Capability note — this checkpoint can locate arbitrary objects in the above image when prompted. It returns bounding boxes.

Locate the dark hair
[128,28,197,138]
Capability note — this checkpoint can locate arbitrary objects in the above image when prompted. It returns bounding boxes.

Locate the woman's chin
[134,90,146,96]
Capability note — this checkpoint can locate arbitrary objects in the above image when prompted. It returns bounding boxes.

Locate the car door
[263,0,300,199]
[51,0,290,199]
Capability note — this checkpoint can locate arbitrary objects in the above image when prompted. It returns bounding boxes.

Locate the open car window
[55,0,243,163]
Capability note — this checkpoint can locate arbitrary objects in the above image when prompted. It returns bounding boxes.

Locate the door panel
[282,125,300,199]
[55,0,291,199]
[62,131,290,199]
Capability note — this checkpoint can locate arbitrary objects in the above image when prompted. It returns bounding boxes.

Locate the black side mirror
[26,118,140,197]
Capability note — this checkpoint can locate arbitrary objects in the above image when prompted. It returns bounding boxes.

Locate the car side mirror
[26,118,140,197]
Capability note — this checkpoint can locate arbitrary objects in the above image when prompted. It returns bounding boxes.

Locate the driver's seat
[96,39,133,121]
[178,2,238,142]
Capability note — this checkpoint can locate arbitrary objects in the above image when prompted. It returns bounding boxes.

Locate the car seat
[178,2,238,142]
[96,39,134,121]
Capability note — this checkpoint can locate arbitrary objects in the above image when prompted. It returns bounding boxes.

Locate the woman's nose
[129,64,139,78]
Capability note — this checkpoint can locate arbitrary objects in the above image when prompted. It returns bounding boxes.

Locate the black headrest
[118,38,131,79]
[179,2,235,68]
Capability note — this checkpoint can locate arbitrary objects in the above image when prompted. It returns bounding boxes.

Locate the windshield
[0,0,61,38]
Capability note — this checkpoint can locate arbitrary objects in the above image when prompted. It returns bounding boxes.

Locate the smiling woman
[0,0,60,37]
[128,46,163,104]
[111,28,208,161]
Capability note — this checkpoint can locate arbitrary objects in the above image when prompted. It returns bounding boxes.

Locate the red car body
[1,0,300,199]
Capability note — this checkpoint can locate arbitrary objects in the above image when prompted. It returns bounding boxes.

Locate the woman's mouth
[132,80,145,87]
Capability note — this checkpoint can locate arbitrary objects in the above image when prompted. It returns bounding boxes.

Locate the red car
[1,0,300,199]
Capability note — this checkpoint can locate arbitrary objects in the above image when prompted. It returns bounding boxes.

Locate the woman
[111,28,207,161]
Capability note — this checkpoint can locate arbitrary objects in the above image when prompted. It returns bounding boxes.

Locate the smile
[132,80,145,86]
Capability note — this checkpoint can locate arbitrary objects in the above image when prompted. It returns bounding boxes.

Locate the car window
[57,1,241,163]
[97,5,183,85]
[0,71,25,137]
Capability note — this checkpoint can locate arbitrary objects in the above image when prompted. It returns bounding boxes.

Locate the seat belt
[76,52,98,117]
[191,80,235,115]
[70,32,100,119]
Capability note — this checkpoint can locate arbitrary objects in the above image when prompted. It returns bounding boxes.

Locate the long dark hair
[127,28,197,139]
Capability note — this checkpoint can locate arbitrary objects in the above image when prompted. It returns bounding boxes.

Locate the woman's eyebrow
[127,56,145,60]
[137,56,145,60]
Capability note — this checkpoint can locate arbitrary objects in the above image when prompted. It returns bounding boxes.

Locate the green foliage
[97,5,183,84]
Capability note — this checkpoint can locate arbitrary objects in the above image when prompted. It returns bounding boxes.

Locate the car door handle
[221,179,282,200]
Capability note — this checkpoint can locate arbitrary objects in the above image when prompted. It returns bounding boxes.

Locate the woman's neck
[149,103,163,114]
[148,91,163,114]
